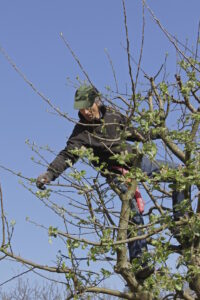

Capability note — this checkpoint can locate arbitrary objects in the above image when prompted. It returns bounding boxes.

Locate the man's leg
[127,197,147,261]
[141,156,191,221]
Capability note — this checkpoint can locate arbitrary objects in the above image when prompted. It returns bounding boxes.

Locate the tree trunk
[114,180,154,300]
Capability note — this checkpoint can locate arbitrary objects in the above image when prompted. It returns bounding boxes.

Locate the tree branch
[122,0,135,104]
[144,2,200,73]
[60,33,94,87]
[0,184,6,247]
[0,249,70,274]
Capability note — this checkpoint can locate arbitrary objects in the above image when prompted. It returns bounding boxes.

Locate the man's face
[79,102,100,121]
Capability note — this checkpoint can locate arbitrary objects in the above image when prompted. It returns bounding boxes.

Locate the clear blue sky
[0,0,200,292]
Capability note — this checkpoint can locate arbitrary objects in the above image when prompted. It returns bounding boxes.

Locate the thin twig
[0,184,6,247]
[175,74,197,113]
[0,267,34,287]
[0,46,104,129]
[60,33,94,87]
[144,1,200,73]
[194,21,200,64]
[121,42,148,77]
[150,77,164,110]
[153,63,164,81]
[142,182,164,215]
[0,45,73,120]
[135,0,145,89]
[104,48,119,93]
[122,0,135,101]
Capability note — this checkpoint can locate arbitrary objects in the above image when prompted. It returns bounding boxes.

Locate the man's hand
[36,172,52,190]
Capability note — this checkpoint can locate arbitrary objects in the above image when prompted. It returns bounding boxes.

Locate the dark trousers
[111,156,188,262]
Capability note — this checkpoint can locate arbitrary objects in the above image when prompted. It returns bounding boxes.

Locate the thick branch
[112,182,153,299]
[83,287,134,300]
[160,130,186,162]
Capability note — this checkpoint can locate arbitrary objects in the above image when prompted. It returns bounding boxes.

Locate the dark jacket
[47,105,155,180]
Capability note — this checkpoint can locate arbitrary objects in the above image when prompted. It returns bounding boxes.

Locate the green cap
[74,85,99,110]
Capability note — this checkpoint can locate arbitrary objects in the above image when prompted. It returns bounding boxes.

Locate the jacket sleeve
[47,125,83,180]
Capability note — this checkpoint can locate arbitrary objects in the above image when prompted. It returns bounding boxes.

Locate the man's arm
[47,144,78,180]
[36,125,82,190]
[36,144,79,190]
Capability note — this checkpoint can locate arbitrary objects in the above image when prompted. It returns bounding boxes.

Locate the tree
[0,278,67,300]
[0,1,200,299]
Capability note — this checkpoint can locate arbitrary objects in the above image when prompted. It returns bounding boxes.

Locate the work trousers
[110,155,188,262]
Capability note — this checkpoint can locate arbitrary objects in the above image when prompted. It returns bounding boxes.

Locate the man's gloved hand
[36,172,53,190]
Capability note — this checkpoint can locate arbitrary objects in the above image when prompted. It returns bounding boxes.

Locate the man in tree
[36,84,187,280]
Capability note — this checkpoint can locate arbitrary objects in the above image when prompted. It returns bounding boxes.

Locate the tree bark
[114,180,154,300]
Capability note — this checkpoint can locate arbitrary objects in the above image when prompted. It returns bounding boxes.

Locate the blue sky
[0,0,200,292]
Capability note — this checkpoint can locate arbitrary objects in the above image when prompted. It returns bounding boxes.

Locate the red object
[134,187,145,214]
[112,166,145,213]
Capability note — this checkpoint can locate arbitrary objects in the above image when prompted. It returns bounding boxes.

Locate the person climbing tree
[36,84,189,280]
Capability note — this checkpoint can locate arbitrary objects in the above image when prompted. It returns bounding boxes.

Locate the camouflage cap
[74,85,99,110]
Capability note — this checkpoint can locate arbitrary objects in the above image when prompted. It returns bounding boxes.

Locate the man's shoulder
[70,122,86,136]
